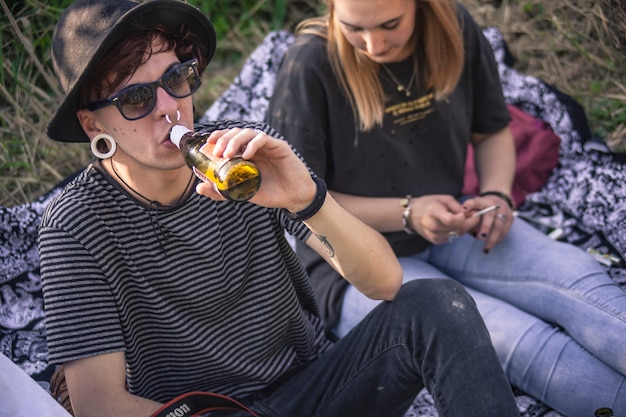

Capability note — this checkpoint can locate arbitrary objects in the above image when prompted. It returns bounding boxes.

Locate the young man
[39,1,520,416]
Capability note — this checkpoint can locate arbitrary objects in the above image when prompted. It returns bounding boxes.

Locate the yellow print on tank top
[385,92,434,126]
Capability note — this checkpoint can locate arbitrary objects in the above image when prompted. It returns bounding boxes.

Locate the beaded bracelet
[479,191,515,210]
[400,195,416,234]
[283,175,327,221]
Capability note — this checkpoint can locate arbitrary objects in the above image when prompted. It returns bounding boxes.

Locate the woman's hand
[408,194,513,251]
[462,195,514,252]
[195,128,316,212]
[407,195,481,244]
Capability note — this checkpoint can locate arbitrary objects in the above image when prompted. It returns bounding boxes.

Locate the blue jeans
[247,279,520,417]
[335,219,626,417]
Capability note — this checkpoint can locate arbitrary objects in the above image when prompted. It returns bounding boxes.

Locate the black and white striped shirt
[39,121,332,402]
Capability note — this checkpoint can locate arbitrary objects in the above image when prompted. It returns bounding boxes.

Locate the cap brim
[47,0,216,143]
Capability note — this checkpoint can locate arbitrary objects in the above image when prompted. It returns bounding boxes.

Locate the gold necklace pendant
[397,85,410,97]
[382,63,415,98]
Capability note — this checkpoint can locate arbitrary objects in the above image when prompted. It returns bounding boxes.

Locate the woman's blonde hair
[297,0,464,131]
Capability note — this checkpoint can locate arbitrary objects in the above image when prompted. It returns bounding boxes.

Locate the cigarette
[471,205,500,217]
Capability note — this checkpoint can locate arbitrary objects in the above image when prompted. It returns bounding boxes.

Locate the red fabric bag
[463,104,561,207]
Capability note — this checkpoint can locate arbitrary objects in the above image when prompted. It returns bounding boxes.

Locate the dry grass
[1,0,624,207]
[460,0,626,149]
[0,0,93,207]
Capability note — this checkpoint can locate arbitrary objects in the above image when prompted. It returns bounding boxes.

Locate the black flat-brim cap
[47,0,216,143]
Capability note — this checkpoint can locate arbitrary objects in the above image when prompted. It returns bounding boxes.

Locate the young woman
[38,0,521,416]
[267,1,626,416]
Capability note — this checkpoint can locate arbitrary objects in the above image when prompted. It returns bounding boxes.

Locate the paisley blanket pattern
[1,183,69,394]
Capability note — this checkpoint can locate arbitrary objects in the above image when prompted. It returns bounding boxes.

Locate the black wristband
[479,191,515,210]
[283,175,327,221]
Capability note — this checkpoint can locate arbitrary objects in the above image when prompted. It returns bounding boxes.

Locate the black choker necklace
[109,159,194,208]
[381,61,417,97]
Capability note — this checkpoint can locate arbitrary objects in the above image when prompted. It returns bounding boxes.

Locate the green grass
[0,0,623,207]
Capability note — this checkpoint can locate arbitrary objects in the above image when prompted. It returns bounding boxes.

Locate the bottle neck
[169,124,192,148]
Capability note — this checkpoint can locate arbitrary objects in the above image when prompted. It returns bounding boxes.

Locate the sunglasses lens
[99,60,199,120]
[118,85,155,120]
[164,62,199,98]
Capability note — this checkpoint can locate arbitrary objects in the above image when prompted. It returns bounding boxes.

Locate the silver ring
[447,231,459,242]
[496,213,507,221]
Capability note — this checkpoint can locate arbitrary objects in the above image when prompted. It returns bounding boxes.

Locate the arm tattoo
[315,233,335,258]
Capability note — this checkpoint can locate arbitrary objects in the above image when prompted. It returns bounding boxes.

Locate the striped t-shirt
[39,121,332,402]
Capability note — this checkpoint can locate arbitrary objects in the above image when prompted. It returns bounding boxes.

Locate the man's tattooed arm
[315,233,335,257]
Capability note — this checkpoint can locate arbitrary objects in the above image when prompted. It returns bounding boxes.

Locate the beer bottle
[170,125,261,202]
[595,408,614,417]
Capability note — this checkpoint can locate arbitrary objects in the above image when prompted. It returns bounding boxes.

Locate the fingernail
[483,248,490,255]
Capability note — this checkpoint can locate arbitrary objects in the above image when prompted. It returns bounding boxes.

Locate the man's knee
[393,279,484,329]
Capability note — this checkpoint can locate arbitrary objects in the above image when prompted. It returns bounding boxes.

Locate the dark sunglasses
[86,59,200,121]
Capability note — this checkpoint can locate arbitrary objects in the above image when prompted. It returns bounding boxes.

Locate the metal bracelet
[401,195,416,234]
